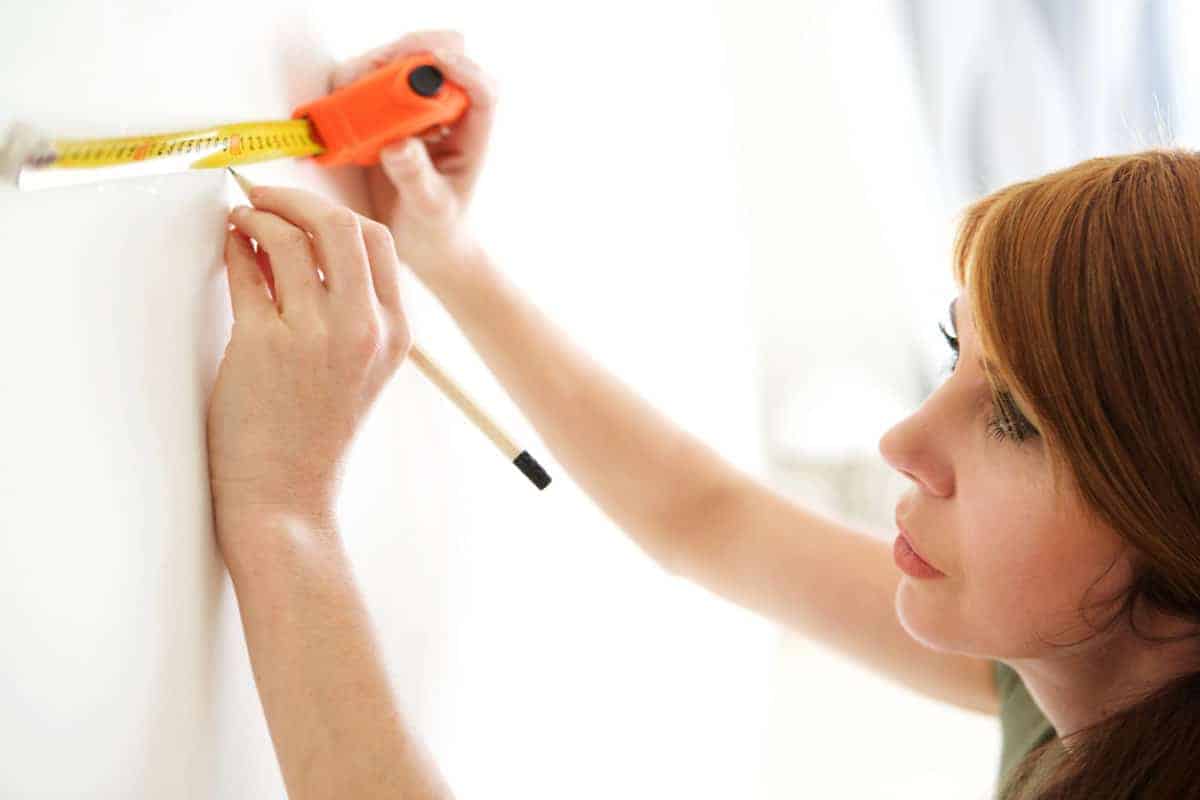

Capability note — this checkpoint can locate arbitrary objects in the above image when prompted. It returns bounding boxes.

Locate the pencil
[227,166,551,491]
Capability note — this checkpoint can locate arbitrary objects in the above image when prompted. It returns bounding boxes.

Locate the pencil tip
[227,166,254,198]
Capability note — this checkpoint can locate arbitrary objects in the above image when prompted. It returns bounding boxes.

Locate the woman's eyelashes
[987,393,1039,443]
[935,321,1039,443]
[937,321,959,374]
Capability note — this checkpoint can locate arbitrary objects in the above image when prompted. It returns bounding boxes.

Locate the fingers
[420,48,497,199]
[228,205,324,322]
[223,225,276,323]
[358,217,404,315]
[429,47,497,114]
[227,187,406,334]
[239,185,374,311]
[378,138,449,220]
[328,29,466,92]
[327,32,499,201]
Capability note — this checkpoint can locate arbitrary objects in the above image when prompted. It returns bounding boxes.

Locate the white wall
[0,3,460,797]
[2,1,776,797]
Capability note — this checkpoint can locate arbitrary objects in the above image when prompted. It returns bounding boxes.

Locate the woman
[209,28,1200,800]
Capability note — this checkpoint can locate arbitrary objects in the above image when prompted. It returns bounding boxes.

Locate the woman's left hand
[327,30,498,291]
[207,185,411,541]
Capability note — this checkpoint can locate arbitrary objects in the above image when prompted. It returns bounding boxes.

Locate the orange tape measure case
[294,54,470,167]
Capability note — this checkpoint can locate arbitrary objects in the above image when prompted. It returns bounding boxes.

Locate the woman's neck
[1007,611,1200,742]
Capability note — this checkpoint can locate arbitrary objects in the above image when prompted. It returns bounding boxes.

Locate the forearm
[220,511,454,800]
[424,246,738,570]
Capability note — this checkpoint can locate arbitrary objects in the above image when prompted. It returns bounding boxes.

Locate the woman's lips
[894,514,946,578]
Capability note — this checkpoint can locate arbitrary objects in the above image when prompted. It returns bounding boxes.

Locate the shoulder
[993,659,1057,781]
[992,659,1059,797]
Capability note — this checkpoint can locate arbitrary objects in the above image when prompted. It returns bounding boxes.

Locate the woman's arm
[221,509,454,800]
[665,479,1000,715]
[434,248,998,717]
[211,151,461,796]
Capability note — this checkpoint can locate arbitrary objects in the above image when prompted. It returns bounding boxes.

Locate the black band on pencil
[513,451,551,490]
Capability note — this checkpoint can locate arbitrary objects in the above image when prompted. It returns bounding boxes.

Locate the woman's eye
[986,393,1040,443]
[935,320,1040,445]
[937,321,959,374]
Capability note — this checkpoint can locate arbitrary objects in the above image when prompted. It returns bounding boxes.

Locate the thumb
[378,138,448,218]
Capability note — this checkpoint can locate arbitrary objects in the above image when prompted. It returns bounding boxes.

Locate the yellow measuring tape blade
[47,118,326,170]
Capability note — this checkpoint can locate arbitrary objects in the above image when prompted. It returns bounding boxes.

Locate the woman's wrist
[212,498,341,572]
[419,232,490,302]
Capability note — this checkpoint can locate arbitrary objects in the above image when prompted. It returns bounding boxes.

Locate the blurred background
[7,0,1191,797]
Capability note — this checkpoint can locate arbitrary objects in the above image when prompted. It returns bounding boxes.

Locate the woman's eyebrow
[949,298,958,334]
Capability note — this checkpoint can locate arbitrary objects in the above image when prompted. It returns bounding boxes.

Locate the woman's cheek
[895,528,1043,657]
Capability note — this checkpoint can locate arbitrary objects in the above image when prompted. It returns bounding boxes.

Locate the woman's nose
[878,407,954,497]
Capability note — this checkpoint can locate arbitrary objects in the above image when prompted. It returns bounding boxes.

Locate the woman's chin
[894,580,963,653]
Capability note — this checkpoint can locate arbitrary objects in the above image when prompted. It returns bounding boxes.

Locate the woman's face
[877,292,1134,659]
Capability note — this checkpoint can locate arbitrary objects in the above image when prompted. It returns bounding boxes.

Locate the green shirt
[993,660,1059,799]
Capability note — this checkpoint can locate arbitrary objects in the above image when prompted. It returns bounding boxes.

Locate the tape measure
[25,52,469,173]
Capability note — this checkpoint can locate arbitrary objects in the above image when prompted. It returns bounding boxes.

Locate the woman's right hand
[328,30,499,290]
